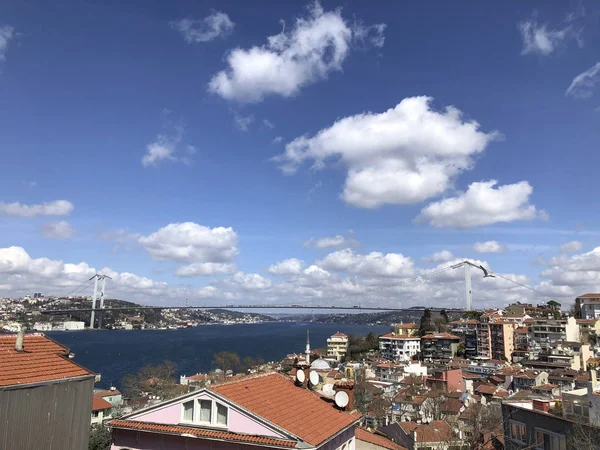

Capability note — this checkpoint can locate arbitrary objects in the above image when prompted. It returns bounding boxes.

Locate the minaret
[305,329,311,365]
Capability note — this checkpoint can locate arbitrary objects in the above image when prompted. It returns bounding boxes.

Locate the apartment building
[421,333,460,361]
[489,322,517,361]
[392,322,419,336]
[528,317,580,355]
[577,293,600,319]
[379,333,421,362]
[476,322,491,359]
[449,319,478,358]
[327,332,349,361]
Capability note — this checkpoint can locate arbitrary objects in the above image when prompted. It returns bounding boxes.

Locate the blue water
[48,322,389,390]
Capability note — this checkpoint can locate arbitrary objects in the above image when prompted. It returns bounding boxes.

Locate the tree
[462,310,483,321]
[440,309,449,324]
[365,332,379,350]
[571,301,582,319]
[242,355,264,372]
[88,425,111,450]
[567,420,600,449]
[121,360,183,400]
[547,300,561,310]
[421,387,448,421]
[418,309,435,336]
[213,351,241,373]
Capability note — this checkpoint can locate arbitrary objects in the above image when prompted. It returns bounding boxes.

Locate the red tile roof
[380,333,420,340]
[355,428,406,450]
[421,333,461,340]
[110,419,297,448]
[398,420,453,443]
[331,332,348,338]
[95,389,121,397]
[475,384,498,395]
[0,333,94,387]
[515,327,529,334]
[394,323,418,329]
[577,293,600,299]
[212,373,359,446]
[92,394,113,411]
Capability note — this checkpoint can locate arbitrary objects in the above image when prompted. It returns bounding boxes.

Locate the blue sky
[1,0,599,309]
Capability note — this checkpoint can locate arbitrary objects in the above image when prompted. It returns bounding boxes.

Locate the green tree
[462,310,483,321]
[547,300,561,310]
[440,309,449,324]
[571,301,582,319]
[213,351,241,373]
[242,355,264,372]
[88,425,111,450]
[121,360,183,400]
[365,332,379,350]
[418,309,435,336]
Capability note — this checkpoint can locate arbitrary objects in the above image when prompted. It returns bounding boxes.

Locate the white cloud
[519,16,579,56]
[138,222,238,264]
[565,62,600,99]
[272,136,284,144]
[422,250,454,264]
[142,123,196,167]
[208,2,385,102]
[0,25,14,61]
[275,96,499,208]
[418,180,545,228]
[170,12,234,43]
[40,221,76,239]
[353,22,386,48]
[560,240,583,253]
[304,232,359,249]
[0,200,74,217]
[233,113,255,131]
[263,119,275,129]
[175,262,236,277]
[268,258,304,275]
[473,240,506,254]
[539,246,600,291]
[232,271,272,290]
[319,248,414,278]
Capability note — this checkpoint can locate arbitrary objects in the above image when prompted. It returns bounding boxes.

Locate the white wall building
[379,333,421,362]
[578,294,600,319]
[33,322,53,331]
[327,332,349,361]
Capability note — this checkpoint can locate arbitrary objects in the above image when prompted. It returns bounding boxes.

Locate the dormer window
[181,398,228,428]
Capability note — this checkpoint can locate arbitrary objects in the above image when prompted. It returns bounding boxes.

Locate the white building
[528,316,579,354]
[378,333,421,362]
[327,332,349,361]
[33,322,53,331]
[578,294,600,319]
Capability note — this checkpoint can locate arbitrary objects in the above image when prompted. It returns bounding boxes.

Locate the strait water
[48,322,389,390]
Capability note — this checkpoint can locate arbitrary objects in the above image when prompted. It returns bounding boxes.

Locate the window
[509,420,526,443]
[217,403,228,426]
[200,400,212,423]
[183,400,194,422]
[535,429,566,450]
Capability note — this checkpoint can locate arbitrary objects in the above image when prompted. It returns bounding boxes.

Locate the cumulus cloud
[208,1,385,102]
[539,246,600,293]
[319,248,414,277]
[142,124,195,167]
[263,119,275,129]
[170,12,234,43]
[174,262,236,277]
[138,222,238,264]
[275,96,499,208]
[0,200,74,217]
[519,15,581,56]
[40,221,76,239]
[0,25,14,61]
[268,258,304,275]
[232,271,272,290]
[565,62,600,99]
[422,250,454,264]
[473,240,506,253]
[560,240,583,253]
[233,113,255,131]
[418,180,545,228]
[304,231,359,249]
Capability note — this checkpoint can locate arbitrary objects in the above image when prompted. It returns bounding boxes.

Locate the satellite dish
[335,391,349,408]
[296,369,306,383]
[309,370,319,386]
[322,383,335,398]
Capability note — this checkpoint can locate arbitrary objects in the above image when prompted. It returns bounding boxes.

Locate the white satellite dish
[322,383,335,398]
[309,370,319,386]
[296,369,306,383]
[335,391,349,408]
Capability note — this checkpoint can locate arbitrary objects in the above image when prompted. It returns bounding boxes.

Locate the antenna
[334,391,349,408]
[296,369,306,384]
[322,383,335,398]
[309,370,319,387]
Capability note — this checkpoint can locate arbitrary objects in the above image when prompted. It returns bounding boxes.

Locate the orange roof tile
[577,293,600,299]
[398,420,453,443]
[331,332,348,337]
[421,333,461,340]
[212,373,359,446]
[110,419,297,448]
[380,333,420,340]
[95,389,121,397]
[0,333,94,387]
[355,428,405,450]
[92,394,113,411]
[394,323,418,329]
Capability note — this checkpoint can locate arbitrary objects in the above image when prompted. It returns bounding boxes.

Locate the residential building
[421,333,460,361]
[378,420,460,450]
[513,370,548,391]
[355,428,405,450]
[0,332,96,449]
[110,373,359,450]
[528,316,580,355]
[379,333,420,362]
[375,362,406,382]
[426,368,462,393]
[476,322,491,359]
[180,373,212,387]
[92,394,114,425]
[448,320,478,358]
[392,323,419,336]
[32,321,53,331]
[577,293,600,319]
[489,322,517,361]
[95,387,123,408]
[327,332,349,361]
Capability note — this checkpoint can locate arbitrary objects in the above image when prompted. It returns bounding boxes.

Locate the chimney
[15,329,25,352]
[335,381,355,411]
[532,399,550,413]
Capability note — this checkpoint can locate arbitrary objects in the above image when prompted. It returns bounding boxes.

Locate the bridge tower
[89,274,111,329]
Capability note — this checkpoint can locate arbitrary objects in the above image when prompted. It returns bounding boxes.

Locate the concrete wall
[0,377,95,450]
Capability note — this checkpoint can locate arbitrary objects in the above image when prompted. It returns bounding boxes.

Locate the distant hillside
[281,309,460,326]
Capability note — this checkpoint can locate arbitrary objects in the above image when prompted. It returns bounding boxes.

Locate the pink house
[110,373,360,450]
